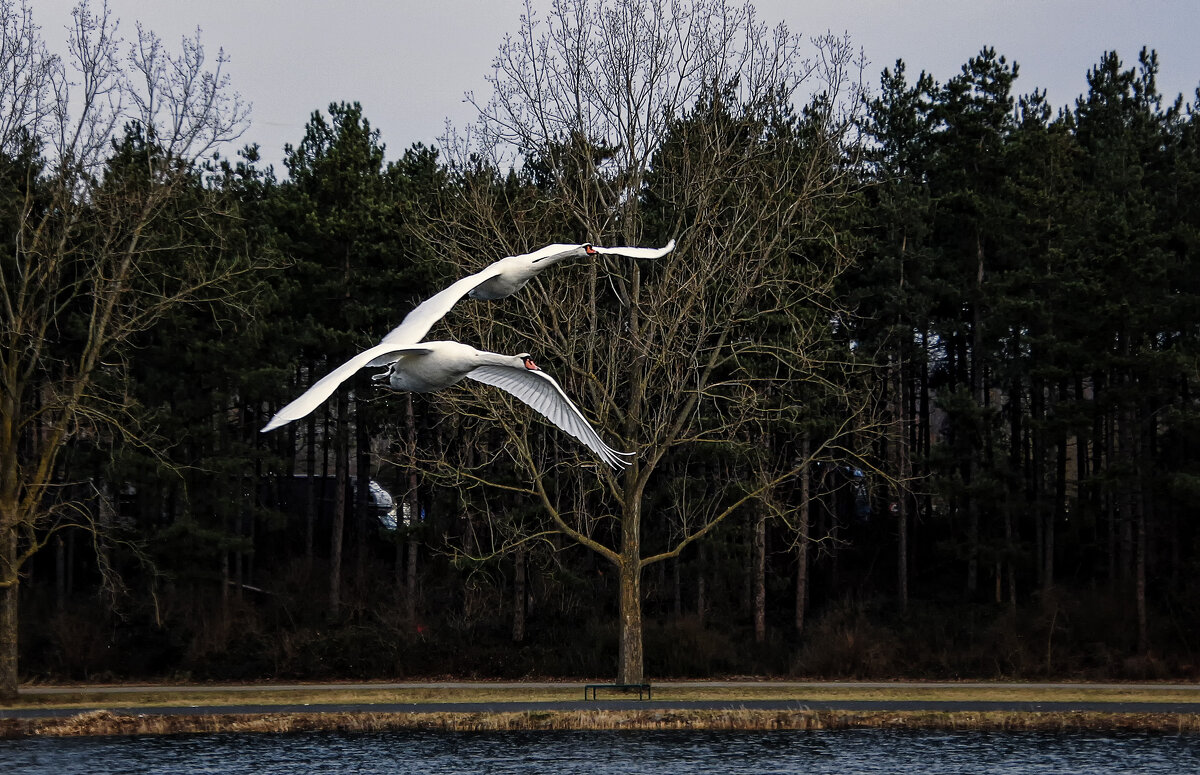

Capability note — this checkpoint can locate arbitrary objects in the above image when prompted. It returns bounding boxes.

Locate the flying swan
[378,240,675,345]
[262,340,633,469]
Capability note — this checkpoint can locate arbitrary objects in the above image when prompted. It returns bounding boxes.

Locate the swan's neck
[528,244,586,265]
[474,350,527,369]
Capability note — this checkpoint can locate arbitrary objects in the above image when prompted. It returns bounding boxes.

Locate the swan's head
[519,353,539,371]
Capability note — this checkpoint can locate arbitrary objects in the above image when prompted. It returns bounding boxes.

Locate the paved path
[18,680,1200,694]
[6,681,1200,720]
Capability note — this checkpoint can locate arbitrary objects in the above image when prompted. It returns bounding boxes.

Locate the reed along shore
[5,708,1200,738]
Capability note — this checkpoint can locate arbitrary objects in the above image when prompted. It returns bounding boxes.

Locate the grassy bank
[5,707,1200,738]
[6,682,1200,737]
[10,681,1200,710]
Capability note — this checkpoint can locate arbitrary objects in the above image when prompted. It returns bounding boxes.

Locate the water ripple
[2,729,1198,774]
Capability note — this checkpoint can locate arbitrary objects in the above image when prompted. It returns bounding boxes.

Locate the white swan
[379,240,675,346]
[261,340,633,470]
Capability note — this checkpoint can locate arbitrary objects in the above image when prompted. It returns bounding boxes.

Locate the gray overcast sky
[35,1,1200,173]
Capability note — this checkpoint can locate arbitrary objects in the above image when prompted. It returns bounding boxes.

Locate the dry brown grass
[7,681,1200,739]
[5,708,1200,739]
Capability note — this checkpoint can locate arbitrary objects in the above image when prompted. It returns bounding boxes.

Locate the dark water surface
[2,728,1198,774]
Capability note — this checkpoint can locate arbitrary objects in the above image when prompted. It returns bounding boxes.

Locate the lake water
[2,728,1198,774]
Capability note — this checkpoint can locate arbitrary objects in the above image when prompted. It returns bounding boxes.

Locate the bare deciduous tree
[423,0,877,683]
[0,0,254,699]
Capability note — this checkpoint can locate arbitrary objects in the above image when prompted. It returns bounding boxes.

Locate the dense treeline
[6,2,1200,687]
[854,46,1200,673]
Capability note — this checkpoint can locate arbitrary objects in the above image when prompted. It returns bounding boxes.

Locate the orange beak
[523,357,539,371]
[584,244,597,255]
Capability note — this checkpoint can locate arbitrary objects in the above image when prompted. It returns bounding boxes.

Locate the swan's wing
[467,365,635,470]
[261,343,433,432]
[590,239,676,259]
[379,262,509,345]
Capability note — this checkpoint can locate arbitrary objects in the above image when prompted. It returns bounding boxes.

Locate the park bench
[583,682,653,700]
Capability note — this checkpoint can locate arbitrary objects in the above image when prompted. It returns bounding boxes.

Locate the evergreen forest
[3,1,1200,693]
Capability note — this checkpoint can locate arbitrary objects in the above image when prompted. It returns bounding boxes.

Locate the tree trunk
[512,547,526,643]
[1008,371,1022,608]
[1136,491,1148,654]
[304,364,317,571]
[355,398,371,591]
[965,233,985,598]
[753,511,766,643]
[1135,397,1149,655]
[394,533,404,604]
[404,394,420,624]
[406,538,418,624]
[673,558,682,618]
[56,536,67,613]
[617,556,643,684]
[615,461,645,684]
[1119,391,1136,594]
[919,331,933,527]
[1031,377,1049,602]
[236,478,247,602]
[329,394,349,619]
[222,535,230,619]
[795,432,810,636]
[965,491,979,596]
[0,528,17,700]
[894,362,909,611]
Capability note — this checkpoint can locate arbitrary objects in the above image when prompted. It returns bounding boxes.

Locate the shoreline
[5,708,1200,738]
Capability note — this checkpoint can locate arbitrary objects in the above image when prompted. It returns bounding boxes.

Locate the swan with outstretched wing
[262,340,632,469]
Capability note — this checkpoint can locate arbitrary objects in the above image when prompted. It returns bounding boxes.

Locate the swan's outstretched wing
[467,364,634,470]
[261,343,433,432]
[591,239,676,259]
[379,263,510,346]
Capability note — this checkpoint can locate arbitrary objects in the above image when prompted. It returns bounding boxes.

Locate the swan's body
[379,240,675,345]
[262,340,633,470]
